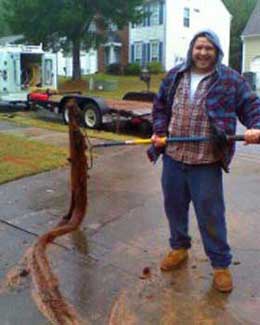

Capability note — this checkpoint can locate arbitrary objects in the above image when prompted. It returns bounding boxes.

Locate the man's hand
[151,134,167,148]
[244,129,260,144]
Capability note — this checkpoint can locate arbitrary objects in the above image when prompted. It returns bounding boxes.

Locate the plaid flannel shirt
[152,63,260,171]
[166,71,219,164]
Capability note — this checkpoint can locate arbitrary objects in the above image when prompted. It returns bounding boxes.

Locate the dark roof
[242,0,260,36]
[0,34,24,45]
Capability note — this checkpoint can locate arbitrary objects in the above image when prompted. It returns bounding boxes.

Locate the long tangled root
[1,99,89,325]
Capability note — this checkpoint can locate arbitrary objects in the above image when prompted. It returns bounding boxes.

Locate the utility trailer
[27,91,154,134]
[0,43,154,134]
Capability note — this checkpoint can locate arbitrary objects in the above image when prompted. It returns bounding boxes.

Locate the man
[150,30,260,293]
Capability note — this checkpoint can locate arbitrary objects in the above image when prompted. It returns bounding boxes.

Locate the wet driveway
[0,123,260,324]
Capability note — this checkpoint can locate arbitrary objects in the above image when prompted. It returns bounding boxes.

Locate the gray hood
[183,29,224,71]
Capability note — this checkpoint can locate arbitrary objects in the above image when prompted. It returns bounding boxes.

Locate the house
[129,0,231,71]
[0,34,24,45]
[57,49,97,77]
[98,26,129,72]
[241,0,260,89]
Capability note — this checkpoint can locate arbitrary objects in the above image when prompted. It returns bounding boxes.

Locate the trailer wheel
[83,103,102,129]
[62,106,70,125]
[138,120,152,137]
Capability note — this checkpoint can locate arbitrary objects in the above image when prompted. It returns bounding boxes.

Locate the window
[183,7,190,27]
[150,3,160,25]
[132,5,144,28]
[135,42,142,62]
[109,23,118,32]
[150,41,159,61]
[88,21,96,32]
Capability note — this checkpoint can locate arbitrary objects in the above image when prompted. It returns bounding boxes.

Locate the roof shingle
[242,0,260,36]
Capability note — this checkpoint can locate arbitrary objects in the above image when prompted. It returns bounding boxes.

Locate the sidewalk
[0,123,260,324]
[0,118,111,151]
[0,120,69,146]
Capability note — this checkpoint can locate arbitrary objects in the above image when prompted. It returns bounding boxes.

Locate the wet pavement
[0,121,260,324]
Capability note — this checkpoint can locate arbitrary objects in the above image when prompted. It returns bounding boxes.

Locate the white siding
[242,36,260,72]
[129,1,166,66]
[165,0,231,70]
[57,49,97,77]
[200,0,231,66]
[130,26,165,65]
[130,0,231,71]
[242,37,260,90]
[130,25,164,43]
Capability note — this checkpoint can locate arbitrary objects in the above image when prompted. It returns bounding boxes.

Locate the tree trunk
[72,38,81,80]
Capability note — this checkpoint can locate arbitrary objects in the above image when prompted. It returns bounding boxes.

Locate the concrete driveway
[0,121,260,324]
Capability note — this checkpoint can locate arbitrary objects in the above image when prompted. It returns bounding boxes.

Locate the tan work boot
[213,268,233,293]
[160,248,188,271]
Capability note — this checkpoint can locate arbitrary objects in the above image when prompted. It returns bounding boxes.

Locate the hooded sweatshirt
[150,29,260,171]
[184,29,224,70]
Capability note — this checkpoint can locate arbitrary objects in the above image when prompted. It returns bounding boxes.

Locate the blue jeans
[161,154,232,268]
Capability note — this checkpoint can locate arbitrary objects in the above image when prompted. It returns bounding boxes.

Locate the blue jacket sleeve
[236,77,260,129]
[152,74,172,136]
[146,144,165,164]
[147,74,171,164]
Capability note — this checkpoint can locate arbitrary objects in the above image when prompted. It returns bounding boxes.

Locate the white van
[0,44,57,103]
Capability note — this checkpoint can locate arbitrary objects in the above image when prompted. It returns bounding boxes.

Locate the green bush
[147,61,163,74]
[106,63,122,75]
[124,63,141,75]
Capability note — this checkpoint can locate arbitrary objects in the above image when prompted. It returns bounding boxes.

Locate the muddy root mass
[2,99,88,325]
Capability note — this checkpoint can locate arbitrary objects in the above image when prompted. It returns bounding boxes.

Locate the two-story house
[129,0,231,71]
[241,0,260,90]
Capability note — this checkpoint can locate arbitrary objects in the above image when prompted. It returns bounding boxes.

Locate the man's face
[191,37,217,73]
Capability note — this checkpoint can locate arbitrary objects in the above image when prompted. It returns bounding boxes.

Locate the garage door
[250,56,260,89]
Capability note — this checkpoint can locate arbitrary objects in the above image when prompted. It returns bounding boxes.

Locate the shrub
[147,61,163,74]
[106,63,122,75]
[124,63,141,76]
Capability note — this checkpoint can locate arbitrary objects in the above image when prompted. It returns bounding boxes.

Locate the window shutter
[159,2,164,25]
[146,44,149,63]
[159,42,163,63]
[147,4,151,26]
[143,5,147,26]
[131,44,135,63]
[142,43,146,66]
[147,43,151,62]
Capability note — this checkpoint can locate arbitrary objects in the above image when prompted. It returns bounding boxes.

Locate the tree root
[1,99,89,325]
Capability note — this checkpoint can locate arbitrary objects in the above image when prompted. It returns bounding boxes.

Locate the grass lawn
[0,111,140,141]
[0,133,68,184]
[0,110,138,184]
[0,73,159,184]
[59,73,163,99]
